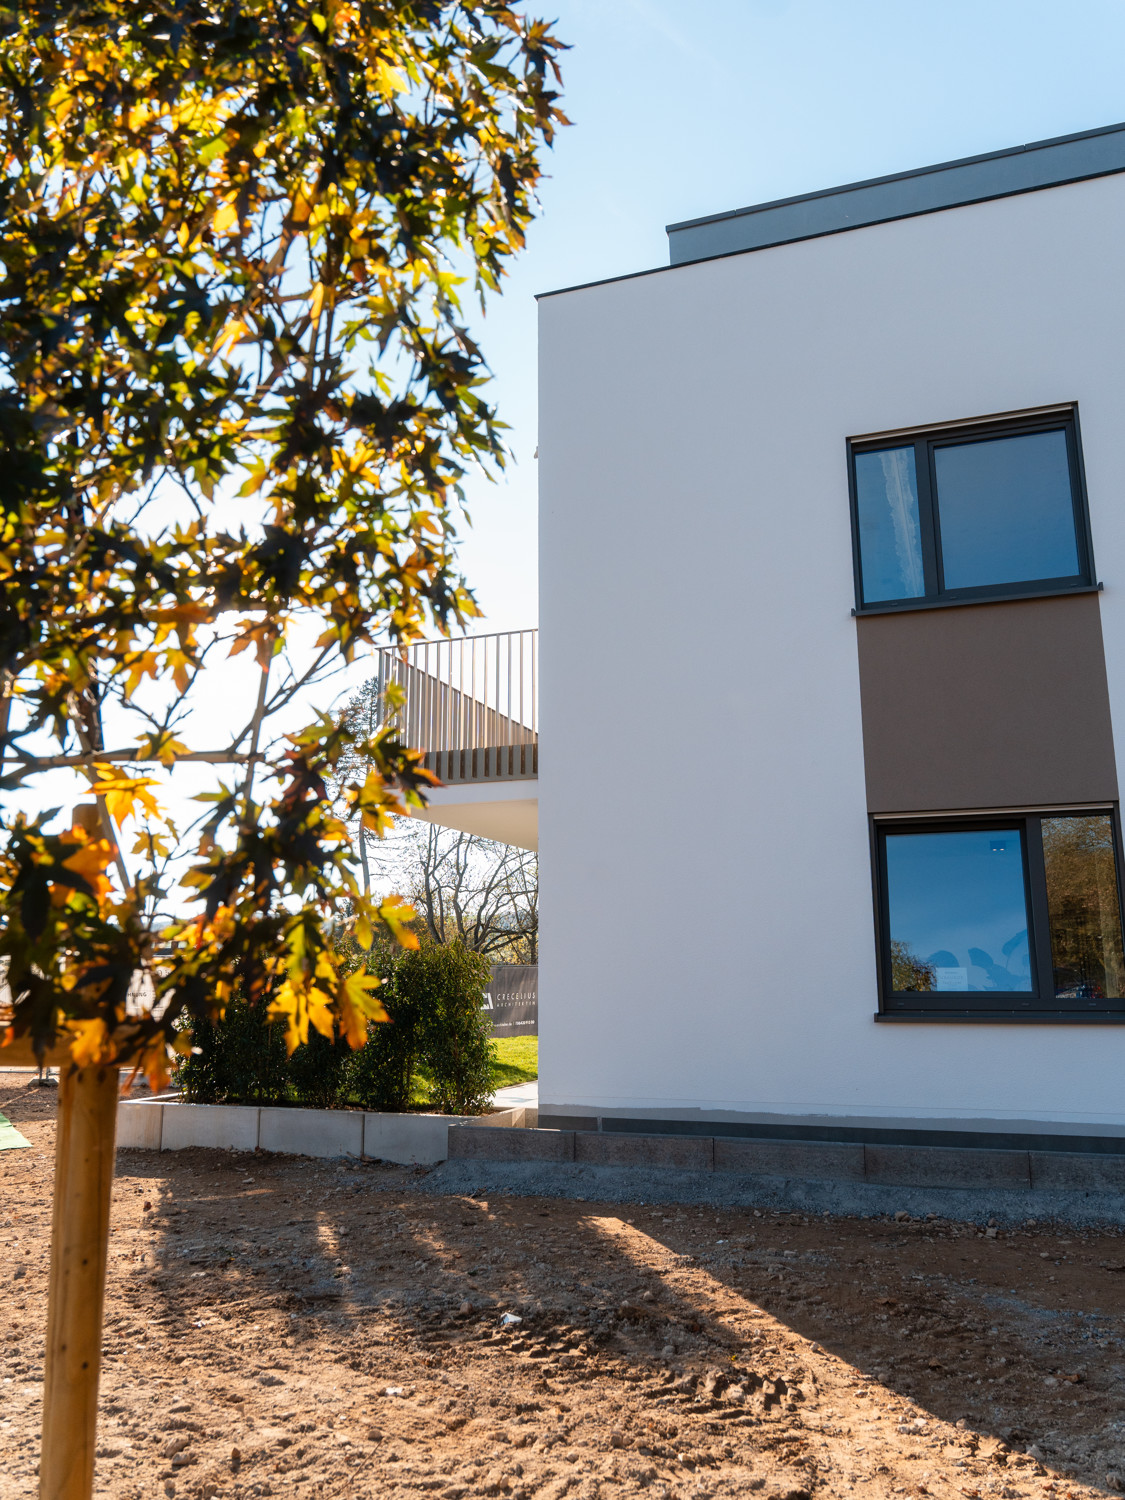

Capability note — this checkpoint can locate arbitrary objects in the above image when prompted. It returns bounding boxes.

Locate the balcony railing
[376,629,537,784]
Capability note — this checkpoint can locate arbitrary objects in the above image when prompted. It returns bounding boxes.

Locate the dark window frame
[848,410,1096,615]
[871,808,1125,1021]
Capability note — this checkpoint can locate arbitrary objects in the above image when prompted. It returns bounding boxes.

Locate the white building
[408,122,1125,1160]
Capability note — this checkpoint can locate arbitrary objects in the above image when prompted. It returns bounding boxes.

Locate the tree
[361,817,538,961]
[0,0,563,1074]
[0,4,564,1492]
[408,822,537,961]
[889,940,934,993]
[334,673,385,895]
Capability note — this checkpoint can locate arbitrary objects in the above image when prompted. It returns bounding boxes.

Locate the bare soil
[4,1079,1125,1500]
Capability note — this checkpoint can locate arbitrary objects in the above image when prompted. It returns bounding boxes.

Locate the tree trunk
[40,1065,119,1500]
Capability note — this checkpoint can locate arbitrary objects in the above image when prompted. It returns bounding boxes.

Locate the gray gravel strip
[421,1157,1125,1226]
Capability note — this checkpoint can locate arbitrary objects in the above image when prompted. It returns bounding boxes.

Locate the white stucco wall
[538,171,1125,1133]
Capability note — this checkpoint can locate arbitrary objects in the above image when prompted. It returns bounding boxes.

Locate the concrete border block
[160,1103,259,1153]
[117,1100,163,1150]
[364,1112,451,1165]
[714,1138,865,1181]
[448,1125,576,1162]
[864,1144,1030,1189]
[576,1133,714,1171]
[258,1107,361,1159]
[1030,1151,1125,1191]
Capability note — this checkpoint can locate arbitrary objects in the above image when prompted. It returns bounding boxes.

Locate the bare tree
[367,820,537,963]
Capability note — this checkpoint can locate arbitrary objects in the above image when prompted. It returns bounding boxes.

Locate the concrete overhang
[408,778,537,851]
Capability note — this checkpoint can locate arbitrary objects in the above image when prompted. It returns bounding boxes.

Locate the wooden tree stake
[40,1065,119,1500]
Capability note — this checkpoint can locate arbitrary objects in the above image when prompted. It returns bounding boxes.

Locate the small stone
[160,1434,191,1459]
[230,1447,242,1470]
[660,1345,676,1360]
[894,1210,910,1222]
[1106,1473,1124,1492]
[459,1300,474,1316]
[1043,1376,1057,1387]
[258,1373,283,1387]
[610,1429,630,1449]
[641,1290,655,1302]
[163,1485,176,1499]
[985,1228,999,1240]
[500,1312,522,1327]
[385,1385,405,1397]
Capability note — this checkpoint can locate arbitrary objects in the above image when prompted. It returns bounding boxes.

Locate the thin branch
[240,653,273,811]
[3,747,256,778]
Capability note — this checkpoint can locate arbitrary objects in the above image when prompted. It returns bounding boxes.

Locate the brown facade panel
[856,594,1118,813]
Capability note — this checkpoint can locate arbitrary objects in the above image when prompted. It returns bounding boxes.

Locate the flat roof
[666,120,1125,265]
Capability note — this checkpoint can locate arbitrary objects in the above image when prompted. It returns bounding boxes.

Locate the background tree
[407,822,538,961]
[334,673,385,895]
[0,4,564,1493]
[357,816,538,961]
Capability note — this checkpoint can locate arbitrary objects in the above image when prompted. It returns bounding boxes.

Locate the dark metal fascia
[665,120,1125,266]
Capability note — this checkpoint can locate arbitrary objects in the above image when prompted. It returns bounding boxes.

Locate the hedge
[175,938,495,1115]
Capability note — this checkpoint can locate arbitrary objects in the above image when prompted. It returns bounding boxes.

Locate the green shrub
[287,1026,352,1109]
[344,945,424,1112]
[409,940,494,1115]
[175,990,289,1106]
[176,938,496,1115]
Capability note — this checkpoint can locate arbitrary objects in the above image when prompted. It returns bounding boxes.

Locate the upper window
[850,413,1094,612]
[875,810,1125,1017]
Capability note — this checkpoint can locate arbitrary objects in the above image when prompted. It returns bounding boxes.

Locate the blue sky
[456,0,1125,634]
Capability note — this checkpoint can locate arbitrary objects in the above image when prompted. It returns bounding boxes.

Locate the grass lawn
[491,1035,538,1089]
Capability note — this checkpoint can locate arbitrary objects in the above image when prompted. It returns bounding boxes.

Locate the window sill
[853,582,1102,618]
[876,1009,1125,1024]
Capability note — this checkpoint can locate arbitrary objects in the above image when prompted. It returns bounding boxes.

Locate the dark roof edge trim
[665,118,1125,234]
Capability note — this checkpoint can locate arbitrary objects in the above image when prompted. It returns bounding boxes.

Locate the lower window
[875,810,1125,1016]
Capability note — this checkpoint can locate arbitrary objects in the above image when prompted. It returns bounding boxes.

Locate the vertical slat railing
[375,629,537,784]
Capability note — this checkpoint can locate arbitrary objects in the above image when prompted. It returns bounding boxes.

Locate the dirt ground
[5,1080,1125,1500]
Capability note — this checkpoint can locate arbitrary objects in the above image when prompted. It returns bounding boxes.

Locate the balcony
[378,629,538,849]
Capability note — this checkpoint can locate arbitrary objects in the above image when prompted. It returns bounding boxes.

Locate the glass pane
[1042,814,1125,1002]
[854,447,925,604]
[934,429,1080,590]
[885,829,1032,993]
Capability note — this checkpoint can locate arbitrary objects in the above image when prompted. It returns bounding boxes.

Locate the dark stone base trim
[536,1113,1125,1157]
[453,1126,1125,1192]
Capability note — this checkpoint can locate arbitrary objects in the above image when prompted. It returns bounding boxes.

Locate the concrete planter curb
[117,1099,522,1164]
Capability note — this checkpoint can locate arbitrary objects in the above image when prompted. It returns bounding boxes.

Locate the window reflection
[885,830,1032,993]
[1042,814,1125,1001]
[854,447,925,604]
[934,429,1079,590]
